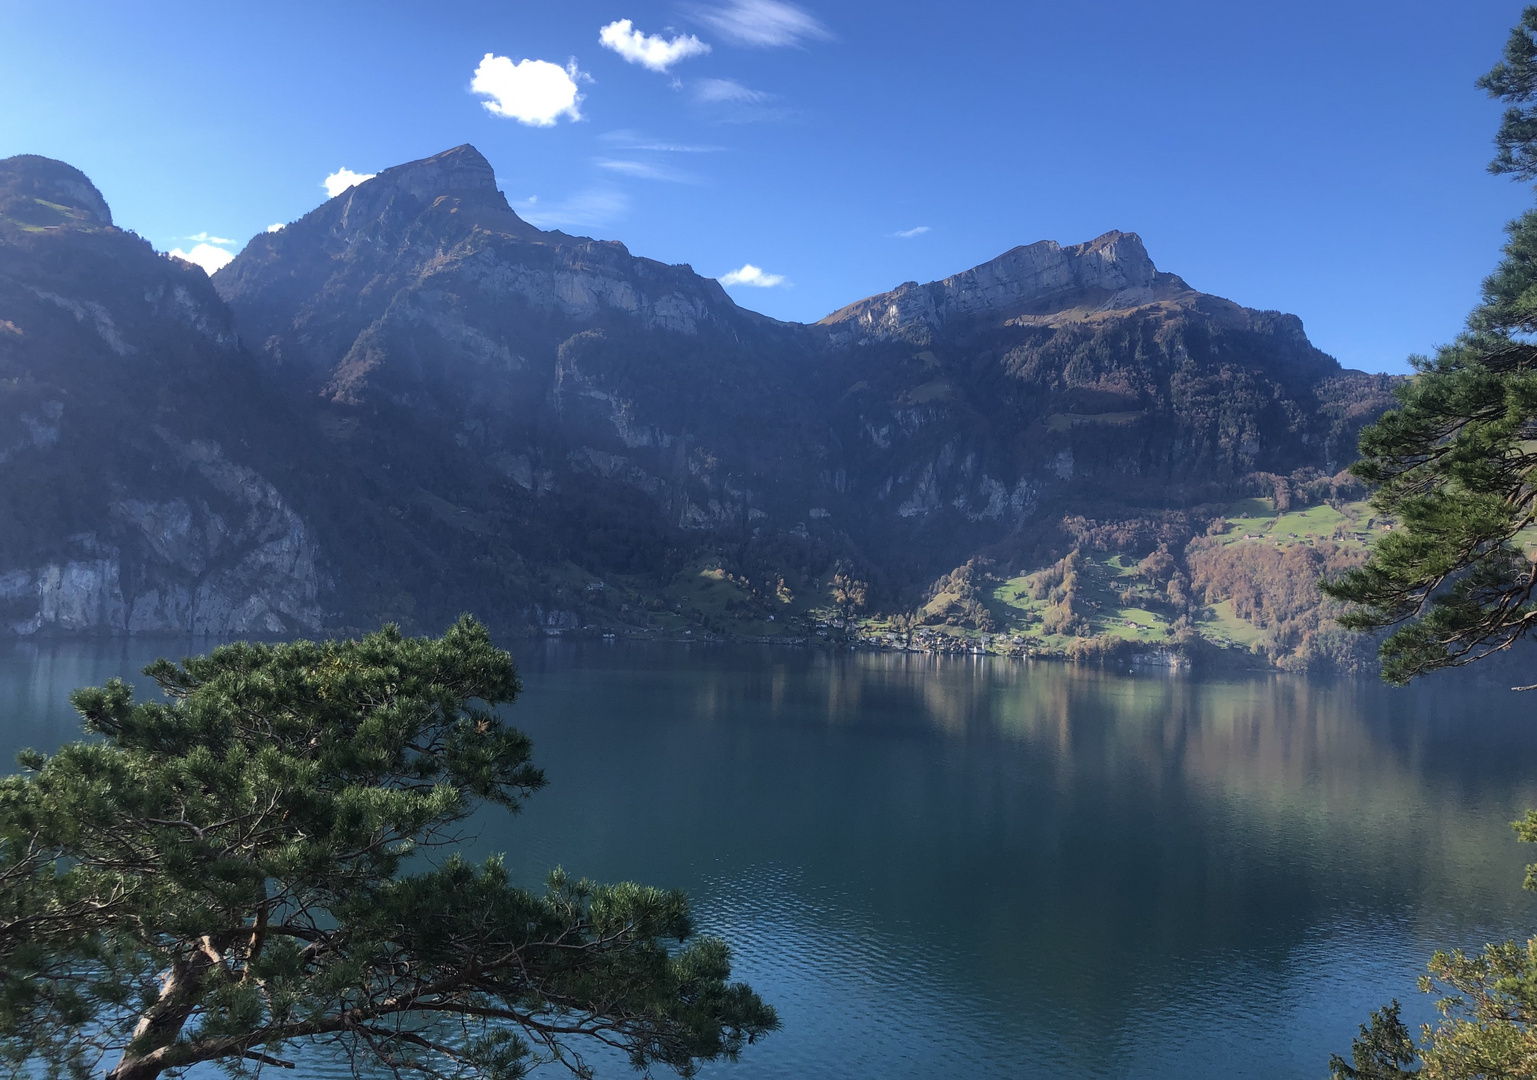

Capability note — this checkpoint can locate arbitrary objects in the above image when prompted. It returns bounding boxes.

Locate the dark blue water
[5,638,1536,1079]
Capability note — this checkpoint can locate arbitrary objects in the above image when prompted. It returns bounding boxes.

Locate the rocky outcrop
[0,155,113,229]
[0,441,324,636]
[0,146,1399,638]
[215,145,751,392]
[819,230,1159,342]
[0,153,328,637]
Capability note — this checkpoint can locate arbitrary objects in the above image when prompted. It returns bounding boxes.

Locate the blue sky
[0,0,1530,373]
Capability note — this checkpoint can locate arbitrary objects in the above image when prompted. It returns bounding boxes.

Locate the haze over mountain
[0,145,1396,655]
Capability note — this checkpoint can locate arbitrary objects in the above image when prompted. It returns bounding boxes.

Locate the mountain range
[0,145,1397,658]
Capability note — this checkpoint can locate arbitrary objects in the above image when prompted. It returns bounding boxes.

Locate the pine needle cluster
[0,616,775,1079]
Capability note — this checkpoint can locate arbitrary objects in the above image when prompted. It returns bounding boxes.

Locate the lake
[4,637,1537,1079]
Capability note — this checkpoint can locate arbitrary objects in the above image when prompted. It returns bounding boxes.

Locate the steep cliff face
[212,145,840,630]
[0,146,1398,638]
[206,144,1395,621]
[810,231,1395,578]
[821,230,1159,343]
[0,155,326,636]
[217,145,765,393]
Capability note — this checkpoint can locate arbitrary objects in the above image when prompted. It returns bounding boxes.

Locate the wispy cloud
[694,77,772,103]
[186,231,233,245]
[691,77,788,122]
[894,226,931,238]
[167,242,235,275]
[266,223,285,233]
[471,54,586,126]
[599,19,710,72]
[323,168,374,198]
[513,189,630,231]
[599,129,721,152]
[595,159,700,183]
[718,263,787,287]
[690,0,832,47]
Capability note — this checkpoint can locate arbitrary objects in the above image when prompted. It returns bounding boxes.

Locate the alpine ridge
[0,145,1397,664]
[820,230,1160,341]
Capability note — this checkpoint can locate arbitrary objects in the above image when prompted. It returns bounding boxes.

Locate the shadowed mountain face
[0,156,325,636]
[816,234,1395,579]
[0,145,1397,638]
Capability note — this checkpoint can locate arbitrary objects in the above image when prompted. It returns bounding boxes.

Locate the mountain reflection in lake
[5,638,1536,1079]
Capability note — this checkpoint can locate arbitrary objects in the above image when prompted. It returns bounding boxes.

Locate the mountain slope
[0,155,324,634]
[809,230,1394,579]
[0,145,1398,651]
[214,145,847,629]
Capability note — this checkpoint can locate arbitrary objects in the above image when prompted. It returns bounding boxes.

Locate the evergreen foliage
[0,617,775,1079]
[1480,7,1537,183]
[1329,1001,1418,1080]
[1323,7,1537,684]
[1330,816,1537,1080]
[1328,10,1537,1079]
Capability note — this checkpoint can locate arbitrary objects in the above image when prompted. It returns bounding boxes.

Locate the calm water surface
[4,638,1537,1079]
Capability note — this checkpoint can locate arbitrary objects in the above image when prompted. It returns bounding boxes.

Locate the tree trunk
[106,1055,170,1080]
[105,952,213,1080]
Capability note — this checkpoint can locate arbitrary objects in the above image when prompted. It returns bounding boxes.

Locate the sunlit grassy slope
[546,497,1381,670]
[857,497,1379,663]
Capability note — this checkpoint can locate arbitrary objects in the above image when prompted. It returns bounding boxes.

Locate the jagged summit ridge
[365,144,501,203]
[312,142,530,235]
[245,144,529,246]
[0,154,114,229]
[213,143,760,394]
[0,148,1400,647]
[820,229,1158,341]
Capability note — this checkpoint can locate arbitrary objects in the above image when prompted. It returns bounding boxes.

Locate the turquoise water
[6,638,1537,1079]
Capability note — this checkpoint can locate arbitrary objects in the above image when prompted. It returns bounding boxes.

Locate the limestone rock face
[210,144,833,632]
[215,144,748,393]
[0,153,326,637]
[210,146,1395,633]
[0,154,113,228]
[372,143,501,202]
[821,231,1159,341]
[0,146,1399,640]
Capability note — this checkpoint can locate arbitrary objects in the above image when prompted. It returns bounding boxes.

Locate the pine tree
[1327,11,1537,1079]
[1322,6,1537,685]
[0,617,775,1079]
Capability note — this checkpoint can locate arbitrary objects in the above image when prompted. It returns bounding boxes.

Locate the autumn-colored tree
[830,566,868,637]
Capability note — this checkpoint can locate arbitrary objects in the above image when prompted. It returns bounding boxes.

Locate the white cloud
[186,231,233,245]
[599,19,710,72]
[692,0,831,47]
[599,129,721,152]
[514,189,630,231]
[471,53,585,126]
[596,159,698,183]
[266,223,285,233]
[895,226,931,238]
[167,242,235,275]
[694,77,771,103]
[718,263,786,287]
[323,168,375,198]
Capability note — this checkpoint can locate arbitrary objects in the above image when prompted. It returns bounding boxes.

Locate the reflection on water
[4,639,1537,1079]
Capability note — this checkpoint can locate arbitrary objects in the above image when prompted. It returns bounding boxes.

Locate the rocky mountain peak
[819,229,1162,341]
[1,152,1400,658]
[0,154,114,229]
[265,142,531,245]
[214,143,760,396]
[364,144,500,204]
